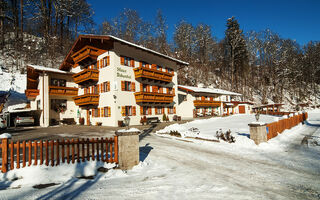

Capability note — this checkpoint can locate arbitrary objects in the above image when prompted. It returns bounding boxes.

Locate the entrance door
[239,105,245,114]
[86,109,90,125]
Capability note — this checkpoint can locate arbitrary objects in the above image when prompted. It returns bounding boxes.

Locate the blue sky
[88,0,320,45]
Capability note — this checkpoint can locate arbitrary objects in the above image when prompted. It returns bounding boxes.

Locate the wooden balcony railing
[49,86,78,96]
[194,100,222,107]
[134,92,174,104]
[133,67,173,83]
[73,94,99,106]
[72,69,99,84]
[25,89,39,100]
[71,45,102,64]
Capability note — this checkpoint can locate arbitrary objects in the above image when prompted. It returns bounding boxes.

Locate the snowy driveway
[1,112,320,199]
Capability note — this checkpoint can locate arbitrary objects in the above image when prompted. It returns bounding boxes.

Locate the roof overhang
[60,35,189,71]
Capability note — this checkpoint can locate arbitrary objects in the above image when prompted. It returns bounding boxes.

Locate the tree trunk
[20,0,23,41]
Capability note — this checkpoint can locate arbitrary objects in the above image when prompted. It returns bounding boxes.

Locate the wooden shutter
[172,88,175,95]
[120,56,124,65]
[121,106,125,116]
[140,106,143,115]
[201,96,205,101]
[132,106,136,116]
[121,81,125,91]
[97,60,100,69]
[148,107,152,115]
[108,107,111,117]
[84,88,87,94]
[107,82,110,91]
[107,56,110,66]
[167,107,170,113]
[130,59,135,67]
[140,61,143,67]
[92,109,95,117]
[159,87,163,94]
[162,107,164,114]
[101,108,104,117]
[165,68,168,73]
[155,107,158,114]
[131,82,135,92]
[146,64,149,68]
[140,84,143,92]
[173,107,176,114]
[98,108,101,117]
[97,84,100,94]
[210,97,213,101]
[147,85,150,92]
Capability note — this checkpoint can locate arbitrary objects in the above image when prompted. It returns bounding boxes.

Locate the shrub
[169,130,181,137]
[96,122,102,126]
[162,113,167,122]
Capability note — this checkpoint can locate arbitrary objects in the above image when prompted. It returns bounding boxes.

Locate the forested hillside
[1,0,319,108]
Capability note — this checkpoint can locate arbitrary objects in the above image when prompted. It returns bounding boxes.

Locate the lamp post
[123,115,130,130]
[255,112,260,122]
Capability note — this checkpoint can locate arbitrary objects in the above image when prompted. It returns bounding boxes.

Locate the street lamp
[255,112,260,122]
[123,115,130,130]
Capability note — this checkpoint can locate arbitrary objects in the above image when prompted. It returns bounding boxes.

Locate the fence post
[115,131,140,170]
[248,123,267,145]
[1,133,11,173]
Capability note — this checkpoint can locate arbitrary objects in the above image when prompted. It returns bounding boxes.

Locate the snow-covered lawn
[0,111,319,199]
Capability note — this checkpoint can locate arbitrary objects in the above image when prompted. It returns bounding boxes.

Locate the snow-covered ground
[0,111,319,199]
[0,67,26,93]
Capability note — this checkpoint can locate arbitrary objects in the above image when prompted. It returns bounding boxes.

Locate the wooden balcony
[133,67,173,83]
[73,94,99,106]
[25,89,39,100]
[134,92,174,104]
[49,86,78,96]
[72,69,99,85]
[194,100,222,107]
[71,45,103,65]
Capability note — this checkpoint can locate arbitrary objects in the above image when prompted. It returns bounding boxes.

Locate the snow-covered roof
[178,85,242,96]
[78,34,189,65]
[28,65,70,74]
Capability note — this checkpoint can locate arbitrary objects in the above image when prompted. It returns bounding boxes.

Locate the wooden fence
[0,137,118,173]
[266,112,308,140]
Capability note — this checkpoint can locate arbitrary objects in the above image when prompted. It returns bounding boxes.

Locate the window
[102,81,110,92]
[168,88,174,95]
[121,81,135,91]
[99,56,110,68]
[103,107,111,117]
[142,106,151,115]
[93,85,98,94]
[92,108,99,117]
[167,68,173,74]
[121,106,136,116]
[51,78,66,87]
[121,56,134,67]
[168,107,174,114]
[155,107,163,115]
[140,61,149,68]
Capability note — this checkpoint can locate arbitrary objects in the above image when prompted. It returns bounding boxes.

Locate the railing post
[1,133,11,173]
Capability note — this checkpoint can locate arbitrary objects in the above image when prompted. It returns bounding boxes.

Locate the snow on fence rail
[0,137,118,173]
[266,112,308,140]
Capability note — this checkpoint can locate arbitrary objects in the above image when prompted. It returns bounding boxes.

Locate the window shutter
[130,59,135,67]
[146,64,150,68]
[84,88,87,94]
[159,87,163,94]
[121,106,125,116]
[107,56,110,66]
[120,56,124,65]
[140,84,143,92]
[201,96,205,101]
[210,97,213,101]
[140,61,143,67]
[148,107,152,115]
[173,107,176,114]
[97,84,100,94]
[92,109,95,117]
[98,108,101,117]
[172,88,175,95]
[167,107,170,113]
[107,81,110,91]
[108,107,111,117]
[97,60,100,69]
[132,106,136,116]
[155,107,158,114]
[165,68,168,73]
[140,106,143,115]
[131,82,135,92]
[101,108,104,117]
[121,81,125,91]
[162,107,164,114]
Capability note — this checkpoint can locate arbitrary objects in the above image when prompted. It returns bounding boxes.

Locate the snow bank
[117,128,141,133]
[0,133,11,139]
[0,161,117,188]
